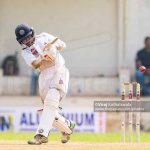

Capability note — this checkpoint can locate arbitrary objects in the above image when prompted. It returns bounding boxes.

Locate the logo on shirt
[31,48,39,57]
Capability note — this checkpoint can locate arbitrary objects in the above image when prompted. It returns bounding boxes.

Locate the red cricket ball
[139,66,146,73]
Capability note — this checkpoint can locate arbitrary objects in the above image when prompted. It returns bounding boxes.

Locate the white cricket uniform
[21,32,69,100]
[21,33,72,137]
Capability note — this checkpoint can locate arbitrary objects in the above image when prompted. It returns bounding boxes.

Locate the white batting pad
[53,112,72,134]
[35,89,60,137]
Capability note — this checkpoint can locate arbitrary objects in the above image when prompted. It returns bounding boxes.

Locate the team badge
[19,29,25,35]
[31,48,39,57]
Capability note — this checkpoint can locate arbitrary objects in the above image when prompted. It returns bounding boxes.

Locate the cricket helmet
[15,24,35,45]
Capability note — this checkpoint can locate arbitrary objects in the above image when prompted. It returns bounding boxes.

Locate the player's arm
[43,33,66,51]
[136,59,142,69]
[31,36,58,69]
[31,54,54,69]
[55,39,66,51]
[22,49,53,69]
[44,38,66,52]
[135,51,142,69]
[31,56,43,69]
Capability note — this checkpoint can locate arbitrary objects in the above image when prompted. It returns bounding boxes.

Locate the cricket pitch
[0,141,150,150]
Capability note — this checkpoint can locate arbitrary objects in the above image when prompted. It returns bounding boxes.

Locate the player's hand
[55,42,65,51]
[56,44,62,51]
[145,68,150,75]
[43,43,52,51]
[43,38,59,51]
[41,52,55,63]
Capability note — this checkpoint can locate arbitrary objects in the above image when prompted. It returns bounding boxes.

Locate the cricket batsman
[15,24,75,145]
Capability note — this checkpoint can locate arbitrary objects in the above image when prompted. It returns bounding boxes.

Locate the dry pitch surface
[0,141,150,150]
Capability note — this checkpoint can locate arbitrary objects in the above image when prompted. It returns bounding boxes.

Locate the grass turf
[0,132,150,142]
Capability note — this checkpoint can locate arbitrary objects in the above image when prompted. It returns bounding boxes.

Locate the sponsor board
[14,108,40,132]
[0,107,106,133]
[0,108,14,131]
[61,108,106,133]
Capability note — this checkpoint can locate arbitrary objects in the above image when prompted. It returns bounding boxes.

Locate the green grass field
[0,132,150,142]
[1,132,150,150]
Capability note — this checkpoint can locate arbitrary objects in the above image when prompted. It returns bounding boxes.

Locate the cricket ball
[139,66,146,73]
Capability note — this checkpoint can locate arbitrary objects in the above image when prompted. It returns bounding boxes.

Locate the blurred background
[0,0,150,141]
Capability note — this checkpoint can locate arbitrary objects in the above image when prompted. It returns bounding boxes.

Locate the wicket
[121,82,140,142]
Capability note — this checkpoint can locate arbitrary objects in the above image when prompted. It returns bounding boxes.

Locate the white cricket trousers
[36,65,72,137]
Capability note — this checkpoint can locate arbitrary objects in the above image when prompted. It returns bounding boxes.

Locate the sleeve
[55,39,66,49]
[41,32,56,41]
[42,32,66,49]
[136,50,142,61]
[21,51,36,67]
